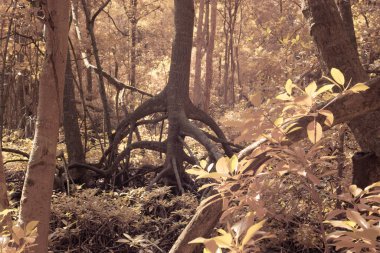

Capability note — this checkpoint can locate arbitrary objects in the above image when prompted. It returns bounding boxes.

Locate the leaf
[212,233,233,249]
[324,220,354,230]
[186,167,208,177]
[285,79,293,95]
[349,185,363,198]
[25,221,39,234]
[229,155,238,174]
[349,83,369,93]
[307,121,323,144]
[197,172,226,181]
[274,117,284,127]
[319,110,334,127]
[200,160,208,169]
[346,210,369,229]
[216,157,230,175]
[315,84,335,96]
[241,219,266,247]
[305,81,317,96]
[189,237,208,244]
[331,68,345,86]
[249,92,262,107]
[276,93,292,101]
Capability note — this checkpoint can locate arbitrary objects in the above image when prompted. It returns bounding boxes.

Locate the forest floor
[3,102,361,253]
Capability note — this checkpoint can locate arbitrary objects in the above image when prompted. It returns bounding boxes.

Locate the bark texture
[204,0,217,112]
[0,147,11,230]
[63,51,87,181]
[18,1,70,252]
[192,0,205,108]
[302,0,380,182]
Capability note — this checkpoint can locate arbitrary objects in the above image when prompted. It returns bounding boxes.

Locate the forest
[0,0,380,252]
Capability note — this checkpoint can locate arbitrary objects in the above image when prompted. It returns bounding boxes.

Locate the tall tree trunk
[204,0,217,112]
[192,0,205,108]
[222,0,230,104]
[0,4,15,146]
[0,147,11,230]
[302,0,380,185]
[337,0,358,51]
[18,1,70,252]
[63,50,87,182]
[86,49,93,100]
[81,0,113,142]
[130,0,137,87]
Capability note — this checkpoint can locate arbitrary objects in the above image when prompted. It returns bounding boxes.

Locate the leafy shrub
[188,69,373,252]
[0,210,38,253]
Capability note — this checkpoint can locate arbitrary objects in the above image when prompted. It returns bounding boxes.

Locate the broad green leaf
[241,219,266,248]
[305,81,317,96]
[331,68,345,86]
[307,121,323,144]
[319,109,334,127]
[350,83,369,93]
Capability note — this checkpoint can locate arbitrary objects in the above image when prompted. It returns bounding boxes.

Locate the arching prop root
[72,89,236,189]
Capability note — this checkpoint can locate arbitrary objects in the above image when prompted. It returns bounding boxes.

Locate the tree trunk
[18,1,70,252]
[0,147,11,230]
[63,50,87,182]
[130,0,137,87]
[81,0,113,142]
[337,0,358,51]
[204,0,217,113]
[302,0,380,186]
[192,0,205,108]
[0,4,15,145]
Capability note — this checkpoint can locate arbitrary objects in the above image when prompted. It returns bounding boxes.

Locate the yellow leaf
[305,81,317,96]
[276,93,292,101]
[315,84,335,96]
[285,79,293,95]
[319,110,334,127]
[274,117,284,127]
[186,167,208,177]
[229,155,238,174]
[307,121,323,144]
[212,233,233,248]
[249,92,262,107]
[25,221,39,234]
[216,157,230,174]
[189,237,207,244]
[349,83,369,93]
[197,172,225,181]
[200,160,208,169]
[331,68,345,86]
[241,219,266,247]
